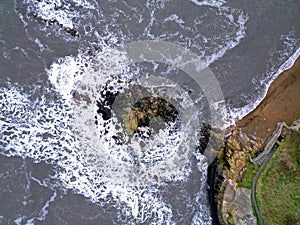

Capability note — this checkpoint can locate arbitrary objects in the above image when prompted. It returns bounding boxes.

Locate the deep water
[0,0,299,224]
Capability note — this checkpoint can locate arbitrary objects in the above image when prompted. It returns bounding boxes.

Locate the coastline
[209,54,300,225]
[225,47,300,129]
[236,54,300,140]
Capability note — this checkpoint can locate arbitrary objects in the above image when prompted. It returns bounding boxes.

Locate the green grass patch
[256,131,300,225]
[238,158,260,189]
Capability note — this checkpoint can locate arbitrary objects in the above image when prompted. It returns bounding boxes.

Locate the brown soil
[236,56,300,141]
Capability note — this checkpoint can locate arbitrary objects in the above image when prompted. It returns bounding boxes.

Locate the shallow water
[0,0,299,224]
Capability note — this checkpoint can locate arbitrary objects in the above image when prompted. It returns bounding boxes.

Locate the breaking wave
[7,0,299,224]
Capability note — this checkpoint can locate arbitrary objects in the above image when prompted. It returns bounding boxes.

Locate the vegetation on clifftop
[256,131,300,225]
[237,159,259,189]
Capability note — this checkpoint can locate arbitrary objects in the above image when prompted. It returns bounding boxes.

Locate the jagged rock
[202,127,225,164]
[226,129,263,155]
[220,129,264,183]
[121,97,178,136]
[215,128,264,224]
[224,151,246,182]
[227,136,241,151]
[227,207,236,225]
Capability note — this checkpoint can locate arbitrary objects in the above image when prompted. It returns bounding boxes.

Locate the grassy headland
[215,55,300,224]
[237,159,259,189]
[256,131,300,225]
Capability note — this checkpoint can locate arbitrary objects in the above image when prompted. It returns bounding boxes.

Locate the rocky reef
[122,97,178,136]
[90,55,300,225]
[219,129,263,182]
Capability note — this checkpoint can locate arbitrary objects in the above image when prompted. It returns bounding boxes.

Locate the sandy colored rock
[222,129,263,181]
[215,57,300,225]
[122,111,138,135]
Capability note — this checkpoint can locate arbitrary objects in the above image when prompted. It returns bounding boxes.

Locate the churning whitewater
[1,0,300,224]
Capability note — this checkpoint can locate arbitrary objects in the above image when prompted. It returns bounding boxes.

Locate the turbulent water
[0,0,299,224]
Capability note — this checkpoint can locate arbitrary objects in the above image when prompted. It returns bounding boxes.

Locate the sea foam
[3,0,287,224]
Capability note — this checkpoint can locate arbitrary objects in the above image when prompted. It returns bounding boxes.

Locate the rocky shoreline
[206,56,300,225]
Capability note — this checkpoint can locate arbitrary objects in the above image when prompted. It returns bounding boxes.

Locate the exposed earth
[236,57,300,140]
[212,56,300,225]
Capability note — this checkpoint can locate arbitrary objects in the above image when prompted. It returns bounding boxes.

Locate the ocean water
[0,0,299,224]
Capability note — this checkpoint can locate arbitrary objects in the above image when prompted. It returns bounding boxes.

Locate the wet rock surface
[95,83,180,138]
[122,97,178,136]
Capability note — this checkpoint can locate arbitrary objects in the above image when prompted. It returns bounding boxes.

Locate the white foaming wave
[24,191,57,225]
[164,14,185,26]
[48,53,91,99]
[0,86,75,162]
[190,0,226,7]
[0,84,174,224]
[262,30,300,85]
[273,46,300,79]
[0,51,211,224]
[8,0,251,221]
[54,48,202,185]
[15,0,101,42]
[144,0,246,69]
[205,9,247,66]
[17,0,248,73]
[205,6,248,66]
[24,0,98,29]
[115,187,175,224]
[0,89,210,224]
[146,0,170,9]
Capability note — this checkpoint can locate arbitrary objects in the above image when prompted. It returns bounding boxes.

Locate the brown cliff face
[218,129,263,182]
[215,56,300,225]
[215,128,263,224]
[237,57,300,140]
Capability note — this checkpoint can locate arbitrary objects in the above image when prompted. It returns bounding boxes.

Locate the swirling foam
[15,0,248,64]
[4,0,254,223]
[0,48,211,224]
